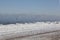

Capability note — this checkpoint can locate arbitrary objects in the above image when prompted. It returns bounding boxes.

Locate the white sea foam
[0,22,60,40]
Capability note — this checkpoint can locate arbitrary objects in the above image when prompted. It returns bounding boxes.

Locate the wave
[0,22,60,40]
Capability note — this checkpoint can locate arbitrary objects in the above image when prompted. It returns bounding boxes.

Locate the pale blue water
[0,14,60,25]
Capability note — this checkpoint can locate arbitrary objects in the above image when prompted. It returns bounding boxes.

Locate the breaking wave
[0,22,60,40]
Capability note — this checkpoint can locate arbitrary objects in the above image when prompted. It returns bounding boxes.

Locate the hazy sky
[0,0,60,15]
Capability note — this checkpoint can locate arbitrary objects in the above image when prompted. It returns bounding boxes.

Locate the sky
[0,0,60,15]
